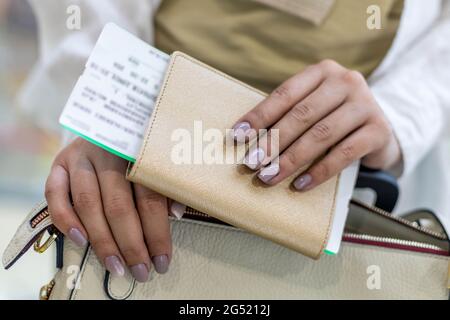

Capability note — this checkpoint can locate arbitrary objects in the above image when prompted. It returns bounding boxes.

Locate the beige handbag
[2,199,449,300]
[3,52,449,299]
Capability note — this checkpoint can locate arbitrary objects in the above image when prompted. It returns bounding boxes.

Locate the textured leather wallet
[127,52,340,259]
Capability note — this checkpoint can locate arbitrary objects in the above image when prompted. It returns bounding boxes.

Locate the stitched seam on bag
[3,219,52,266]
[130,52,339,258]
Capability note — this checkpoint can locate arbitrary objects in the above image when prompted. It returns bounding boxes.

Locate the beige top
[155,0,403,92]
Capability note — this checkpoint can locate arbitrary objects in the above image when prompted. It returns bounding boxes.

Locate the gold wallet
[127,52,340,259]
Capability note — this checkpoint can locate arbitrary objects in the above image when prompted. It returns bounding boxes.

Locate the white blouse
[20,0,450,231]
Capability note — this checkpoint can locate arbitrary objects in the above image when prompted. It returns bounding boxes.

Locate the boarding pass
[59,23,170,162]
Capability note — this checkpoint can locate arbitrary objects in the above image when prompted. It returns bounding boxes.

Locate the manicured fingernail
[152,255,169,274]
[130,264,149,283]
[244,147,265,170]
[232,122,251,143]
[68,228,87,247]
[170,201,186,220]
[105,256,125,277]
[258,163,280,183]
[294,174,313,191]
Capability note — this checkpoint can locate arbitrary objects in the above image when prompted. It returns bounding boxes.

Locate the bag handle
[355,166,399,213]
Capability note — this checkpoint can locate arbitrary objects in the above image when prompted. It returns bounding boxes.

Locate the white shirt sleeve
[369,2,450,177]
[19,0,160,134]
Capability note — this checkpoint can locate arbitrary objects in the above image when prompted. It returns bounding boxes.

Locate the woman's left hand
[232,59,402,191]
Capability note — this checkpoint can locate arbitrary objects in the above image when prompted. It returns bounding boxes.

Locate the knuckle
[74,192,98,210]
[311,122,332,141]
[291,102,313,125]
[252,107,270,125]
[72,137,85,148]
[104,195,132,219]
[44,183,57,200]
[371,120,392,147]
[272,84,292,101]
[372,118,391,134]
[48,208,65,224]
[120,246,145,260]
[339,144,356,161]
[314,162,331,180]
[138,194,166,214]
[283,149,299,168]
[319,59,340,73]
[305,64,323,78]
[342,70,365,86]
[90,237,113,252]
[148,238,170,251]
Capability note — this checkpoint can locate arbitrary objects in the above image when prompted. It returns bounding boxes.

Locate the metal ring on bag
[34,231,58,254]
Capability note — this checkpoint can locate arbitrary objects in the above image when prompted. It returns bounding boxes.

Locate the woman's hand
[233,59,401,190]
[45,138,184,281]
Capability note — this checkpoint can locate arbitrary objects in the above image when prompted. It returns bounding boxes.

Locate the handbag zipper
[31,208,50,228]
[350,199,447,240]
[182,206,450,256]
[343,233,449,256]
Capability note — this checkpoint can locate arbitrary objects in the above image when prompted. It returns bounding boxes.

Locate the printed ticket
[59,23,170,161]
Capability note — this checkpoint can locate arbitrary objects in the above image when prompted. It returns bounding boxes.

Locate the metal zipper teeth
[183,207,448,253]
[350,199,447,240]
[31,209,50,229]
[184,207,210,218]
[186,204,447,240]
[343,233,446,252]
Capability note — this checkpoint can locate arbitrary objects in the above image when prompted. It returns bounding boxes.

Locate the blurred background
[0,0,58,300]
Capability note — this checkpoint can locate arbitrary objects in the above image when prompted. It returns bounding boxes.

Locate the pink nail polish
[244,147,265,170]
[294,174,313,191]
[130,264,149,283]
[170,202,186,220]
[68,228,87,247]
[258,163,280,183]
[232,122,251,143]
[105,256,125,277]
[152,255,169,274]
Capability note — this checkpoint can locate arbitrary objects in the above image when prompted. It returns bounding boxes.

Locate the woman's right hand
[45,138,185,282]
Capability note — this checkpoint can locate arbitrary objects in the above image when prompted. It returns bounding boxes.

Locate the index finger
[232,61,341,141]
